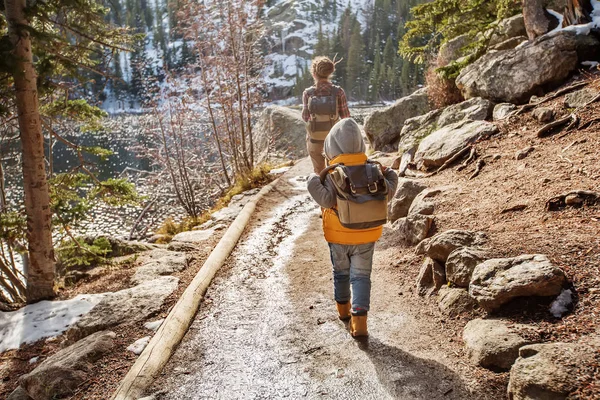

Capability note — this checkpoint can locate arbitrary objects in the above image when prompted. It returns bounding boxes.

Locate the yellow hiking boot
[350,314,368,337]
[336,302,351,321]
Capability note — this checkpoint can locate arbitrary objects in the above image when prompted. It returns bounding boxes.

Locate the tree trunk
[563,0,593,26]
[523,0,555,40]
[5,0,56,302]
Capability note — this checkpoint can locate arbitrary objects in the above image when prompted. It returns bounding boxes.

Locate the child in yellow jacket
[307,119,398,337]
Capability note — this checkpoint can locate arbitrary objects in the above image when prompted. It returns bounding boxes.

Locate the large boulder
[417,230,487,263]
[436,97,494,127]
[445,247,487,288]
[456,32,579,104]
[414,120,498,170]
[438,287,477,316]
[463,319,533,371]
[387,178,428,222]
[392,214,434,246]
[364,88,431,152]
[508,342,599,399]
[253,106,307,163]
[438,34,471,65]
[19,331,115,400]
[67,276,178,341]
[397,97,492,154]
[398,109,442,154]
[469,254,567,312]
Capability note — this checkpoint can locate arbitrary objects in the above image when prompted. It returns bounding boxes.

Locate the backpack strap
[319,163,341,184]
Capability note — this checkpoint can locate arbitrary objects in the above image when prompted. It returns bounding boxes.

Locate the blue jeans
[328,242,375,314]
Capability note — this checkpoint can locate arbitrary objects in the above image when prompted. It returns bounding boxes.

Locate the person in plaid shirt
[302,56,351,174]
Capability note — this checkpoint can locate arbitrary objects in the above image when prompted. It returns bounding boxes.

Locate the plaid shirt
[302,82,351,122]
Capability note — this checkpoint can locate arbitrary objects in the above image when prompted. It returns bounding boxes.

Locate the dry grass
[155,163,276,242]
[425,63,464,109]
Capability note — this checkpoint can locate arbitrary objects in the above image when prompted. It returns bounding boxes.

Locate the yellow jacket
[320,153,383,245]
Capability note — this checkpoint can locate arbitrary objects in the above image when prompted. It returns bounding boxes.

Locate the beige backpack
[306,86,340,141]
[320,161,388,229]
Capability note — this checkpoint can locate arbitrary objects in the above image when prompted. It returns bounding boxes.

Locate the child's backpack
[320,161,388,229]
[306,86,340,141]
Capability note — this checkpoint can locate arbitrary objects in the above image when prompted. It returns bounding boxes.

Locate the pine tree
[346,22,365,99]
[368,44,381,102]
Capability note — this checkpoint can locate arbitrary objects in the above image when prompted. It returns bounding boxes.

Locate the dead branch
[426,146,473,177]
[129,199,157,240]
[469,160,485,180]
[536,113,578,137]
[578,116,600,130]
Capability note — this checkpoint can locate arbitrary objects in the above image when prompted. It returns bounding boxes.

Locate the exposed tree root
[425,145,473,177]
[546,190,600,211]
[517,81,589,115]
[537,113,578,137]
[469,159,485,180]
[457,147,477,172]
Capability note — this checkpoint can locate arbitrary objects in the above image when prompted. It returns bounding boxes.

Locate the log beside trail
[111,179,279,400]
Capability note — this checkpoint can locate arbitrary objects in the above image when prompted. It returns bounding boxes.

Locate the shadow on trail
[357,338,475,400]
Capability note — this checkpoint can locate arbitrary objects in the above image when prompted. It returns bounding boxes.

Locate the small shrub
[56,236,112,272]
[425,63,464,109]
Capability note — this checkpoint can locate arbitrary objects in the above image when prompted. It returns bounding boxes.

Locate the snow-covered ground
[0,294,105,353]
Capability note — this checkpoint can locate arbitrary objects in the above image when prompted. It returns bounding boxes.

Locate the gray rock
[414,120,498,170]
[408,188,443,216]
[398,109,443,154]
[438,287,477,316]
[463,319,533,370]
[171,228,215,243]
[488,14,527,47]
[515,146,535,160]
[432,260,447,290]
[438,34,471,64]
[132,250,190,285]
[364,88,431,151]
[564,87,598,108]
[493,103,518,121]
[446,247,487,288]
[416,257,443,296]
[397,98,492,155]
[20,331,116,400]
[392,214,434,246]
[67,276,179,341]
[469,254,567,312]
[532,107,554,122]
[7,387,33,400]
[387,178,428,222]
[81,236,154,257]
[489,36,528,51]
[456,32,579,104]
[167,241,199,252]
[419,230,487,263]
[253,106,306,163]
[508,342,597,399]
[436,98,494,127]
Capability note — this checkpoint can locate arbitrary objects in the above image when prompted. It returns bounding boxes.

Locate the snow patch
[144,319,164,332]
[0,294,105,353]
[127,336,151,355]
[550,289,573,318]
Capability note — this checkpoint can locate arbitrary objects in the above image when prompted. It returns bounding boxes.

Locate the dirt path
[151,159,490,400]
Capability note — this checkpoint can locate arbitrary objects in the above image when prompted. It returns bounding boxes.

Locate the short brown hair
[311,56,335,82]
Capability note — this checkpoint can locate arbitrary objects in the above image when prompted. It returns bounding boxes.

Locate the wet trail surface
[154,159,478,400]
